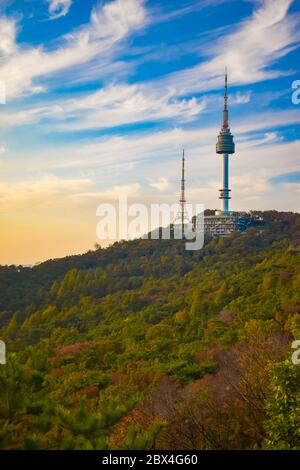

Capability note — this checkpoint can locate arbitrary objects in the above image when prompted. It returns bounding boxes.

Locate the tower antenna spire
[223,66,229,129]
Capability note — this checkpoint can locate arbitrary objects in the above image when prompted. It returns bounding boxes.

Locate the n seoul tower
[216,69,235,214]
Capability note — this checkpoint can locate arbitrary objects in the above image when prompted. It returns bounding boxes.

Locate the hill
[0,210,300,450]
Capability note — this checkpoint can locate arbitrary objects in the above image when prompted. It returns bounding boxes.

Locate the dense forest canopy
[0,210,299,450]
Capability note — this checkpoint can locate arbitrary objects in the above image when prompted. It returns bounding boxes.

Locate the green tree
[264,360,300,449]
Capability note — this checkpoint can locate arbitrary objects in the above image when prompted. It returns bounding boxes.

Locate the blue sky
[0,0,299,264]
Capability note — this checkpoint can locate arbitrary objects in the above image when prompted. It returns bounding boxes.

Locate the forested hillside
[0,210,300,450]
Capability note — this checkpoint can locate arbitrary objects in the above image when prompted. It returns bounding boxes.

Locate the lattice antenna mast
[179,149,186,235]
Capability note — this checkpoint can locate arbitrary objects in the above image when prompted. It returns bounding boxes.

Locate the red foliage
[55,341,93,358]
[50,368,65,378]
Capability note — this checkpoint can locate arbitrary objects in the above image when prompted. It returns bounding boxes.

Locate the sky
[0,0,299,265]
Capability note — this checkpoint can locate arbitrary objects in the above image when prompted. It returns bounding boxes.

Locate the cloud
[0,107,297,199]
[149,177,170,192]
[1,132,298,213]
[207,0,298,82]
[2,0,297,106]
[0,0,147,98]
[71,183,141,201]
[52,84,206,131]
[0,104,64,128]
[155,0,300,96]
[1,0,298,134]
[152,0,231,24]
[238,130,284,147]
[0,175,95,212]
[48,0,72,19]
[231,91,251,104]
[0,174,142,212]
[262,131,283,143]
[0,83,206,130]
[269,171,300,184]
[0,16,17,56]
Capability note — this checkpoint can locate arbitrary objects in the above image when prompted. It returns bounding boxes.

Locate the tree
[264,360,300,449]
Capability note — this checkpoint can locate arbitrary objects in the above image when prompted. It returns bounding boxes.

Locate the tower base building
[193,211,264,238]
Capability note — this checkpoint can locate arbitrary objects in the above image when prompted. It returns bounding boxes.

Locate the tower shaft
[220,154,230,212]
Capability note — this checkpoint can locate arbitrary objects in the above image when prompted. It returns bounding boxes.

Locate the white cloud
[71,183,141,201]
[207,0,298,82]
[0,0,147,98]
[0,174,94,210]
[149,177,170,192]
[0,104,64,128]
[231,91,251,104]
[155,0,300,96]
[1,0,297,107]
[2,133,298,212]
[0,174,92,196]
[0,175,142,210]
[48,0,72,19]
[0,17,17,56]
[53,84,206,131]
[237,108,300,134]
[2,107,298,182]
[262,131,283,143]
[1,0,298,133]
[0,145,7,155]
[0,83,206,130]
